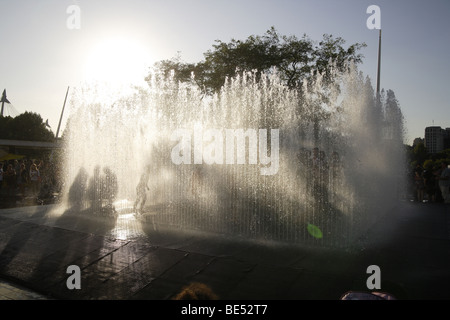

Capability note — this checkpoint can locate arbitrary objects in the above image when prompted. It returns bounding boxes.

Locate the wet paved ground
[0,200,449,305]
[0,278,51,300]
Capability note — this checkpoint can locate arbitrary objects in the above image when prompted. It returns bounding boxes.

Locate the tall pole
[56,86,70,141]
[376,29,382,96]
[1,89,11,117]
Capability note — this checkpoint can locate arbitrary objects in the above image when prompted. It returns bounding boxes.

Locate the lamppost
[55,86,70,141]
[376,29,382,97]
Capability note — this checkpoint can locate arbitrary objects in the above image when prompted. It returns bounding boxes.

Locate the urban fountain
[60,63,405,248]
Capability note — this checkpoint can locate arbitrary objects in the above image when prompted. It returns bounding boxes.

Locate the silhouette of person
[134,165,151,214]
[68,167,88,211]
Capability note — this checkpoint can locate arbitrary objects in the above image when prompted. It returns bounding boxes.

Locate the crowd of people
[0,157,62,206]
[2,151,450,209]
[412,161,450,204]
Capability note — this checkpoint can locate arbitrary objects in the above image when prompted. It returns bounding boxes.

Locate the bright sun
[84,36,151,86]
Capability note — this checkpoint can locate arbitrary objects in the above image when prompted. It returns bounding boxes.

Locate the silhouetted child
[134,165,151,214]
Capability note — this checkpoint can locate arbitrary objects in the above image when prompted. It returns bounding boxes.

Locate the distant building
[444,128,450,150]
[424,126,450,154]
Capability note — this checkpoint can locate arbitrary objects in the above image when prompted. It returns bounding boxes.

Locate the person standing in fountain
[134,165,151,214]
[68,167,89,211]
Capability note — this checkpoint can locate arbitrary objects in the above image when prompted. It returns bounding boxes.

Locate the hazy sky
[0,0,449,144]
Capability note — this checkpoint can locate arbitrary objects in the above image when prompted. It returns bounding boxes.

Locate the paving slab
[0,201,449,303]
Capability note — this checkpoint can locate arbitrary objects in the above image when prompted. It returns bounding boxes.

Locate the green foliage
[423,159,434,170]
[412,142,428,165]
[0,111,54,142]
[408,142,450,172]
[430,149,450,161]
[147,26,367,95]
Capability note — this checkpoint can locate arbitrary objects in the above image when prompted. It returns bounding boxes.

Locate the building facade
[424,126,450,154]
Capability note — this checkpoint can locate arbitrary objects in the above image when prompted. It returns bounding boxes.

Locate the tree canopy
[0,111,54,142]
[147,27,367,95]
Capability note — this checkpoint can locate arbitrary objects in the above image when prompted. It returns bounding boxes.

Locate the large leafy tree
[146,27,368,145]
[147,26,367,95]
[0,111,54,142]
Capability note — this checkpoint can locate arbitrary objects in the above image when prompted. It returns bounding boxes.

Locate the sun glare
[83,36,151,86]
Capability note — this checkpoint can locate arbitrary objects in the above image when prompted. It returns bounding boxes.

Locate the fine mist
[61,63,406,248]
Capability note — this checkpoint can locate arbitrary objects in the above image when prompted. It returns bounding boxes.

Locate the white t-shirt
[30,169,40,182]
